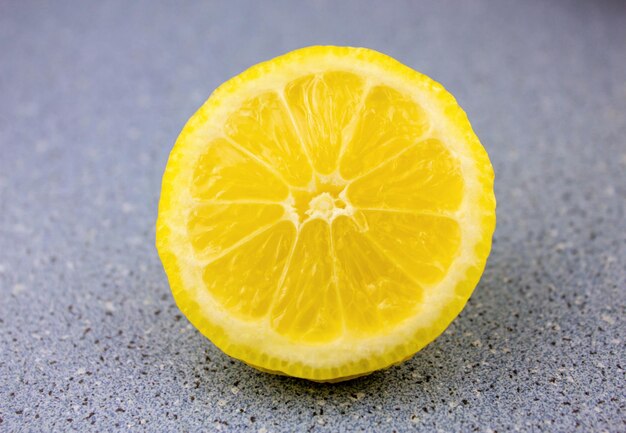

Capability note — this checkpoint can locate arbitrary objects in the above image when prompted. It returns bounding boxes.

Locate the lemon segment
[346,138,464,212]
[270,219,342,343]
[187,203,285,261]
[225,92,313,187]
[339,85,430,180]
[191,138,289,201]
[331,215,423,336]
[201,221,296,320]
[284,71,366,175]
[359,210,461,285]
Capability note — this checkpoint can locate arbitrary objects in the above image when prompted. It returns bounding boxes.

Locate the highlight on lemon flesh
[156,46,496,382]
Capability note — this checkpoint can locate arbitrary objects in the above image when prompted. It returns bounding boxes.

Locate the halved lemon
[156,46,495,381]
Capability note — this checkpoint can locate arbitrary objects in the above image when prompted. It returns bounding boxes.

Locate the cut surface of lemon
[156,46,495,381]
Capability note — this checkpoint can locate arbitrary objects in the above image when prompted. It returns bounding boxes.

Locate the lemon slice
[156,46,496,381]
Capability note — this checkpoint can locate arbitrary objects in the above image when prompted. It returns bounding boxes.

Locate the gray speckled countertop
[1,1,625,432]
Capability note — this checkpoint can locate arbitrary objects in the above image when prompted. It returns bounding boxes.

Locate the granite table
[1,1,624,432]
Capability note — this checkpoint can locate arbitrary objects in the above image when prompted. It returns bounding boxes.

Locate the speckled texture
[0,1,624,432]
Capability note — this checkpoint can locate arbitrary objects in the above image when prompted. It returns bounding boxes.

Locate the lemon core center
[287,175,352,225]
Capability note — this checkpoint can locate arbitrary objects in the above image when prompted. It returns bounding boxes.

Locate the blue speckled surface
[1,1,625,432]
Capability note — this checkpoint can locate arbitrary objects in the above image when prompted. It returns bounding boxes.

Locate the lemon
[156,46,495,381]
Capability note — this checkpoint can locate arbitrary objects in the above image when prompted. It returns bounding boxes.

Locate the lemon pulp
[157,46,495,381]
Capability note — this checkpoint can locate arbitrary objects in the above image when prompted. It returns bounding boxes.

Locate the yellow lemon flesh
[156,46,496,381]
